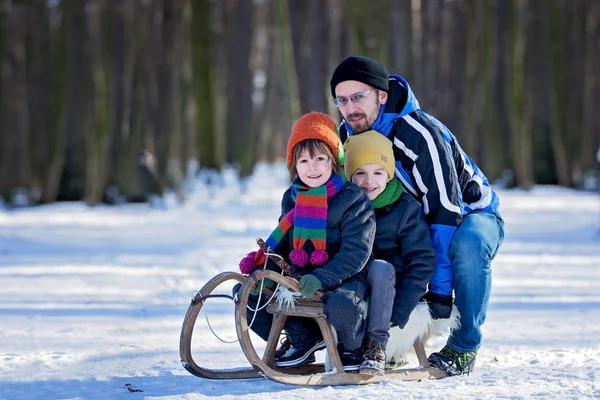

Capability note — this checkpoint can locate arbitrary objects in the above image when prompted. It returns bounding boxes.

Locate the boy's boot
[338,346,363,372]
[359,339,386,376]
[273,319,325,367]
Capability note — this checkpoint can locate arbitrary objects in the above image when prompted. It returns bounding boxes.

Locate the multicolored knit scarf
[371,178,403,209]
[239,174,345,274]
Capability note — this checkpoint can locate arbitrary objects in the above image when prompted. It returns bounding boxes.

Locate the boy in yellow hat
[344,130,436,375]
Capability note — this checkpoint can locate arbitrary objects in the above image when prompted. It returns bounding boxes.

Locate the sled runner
[179,239,448,386]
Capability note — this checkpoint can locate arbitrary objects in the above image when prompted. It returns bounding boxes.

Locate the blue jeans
[447,210,504,353]
[365,260,396,347]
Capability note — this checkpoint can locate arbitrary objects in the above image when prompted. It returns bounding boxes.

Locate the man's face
[334,80,387,133]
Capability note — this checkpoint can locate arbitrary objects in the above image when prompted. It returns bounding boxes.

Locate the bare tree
[548,0,571,186]
[223,0,254,177]
[507,0,533,189]
[191,0,220,169]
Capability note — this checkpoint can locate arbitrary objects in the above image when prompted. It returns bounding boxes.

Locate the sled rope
[197,292,239,344]
[204,311,239,344]
[202,249,285,344]
[245,250,285,317]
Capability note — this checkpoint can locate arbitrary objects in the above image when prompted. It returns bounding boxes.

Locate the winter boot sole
[359,359,385,376]
[274,340,326,367]
[428,352,462,376]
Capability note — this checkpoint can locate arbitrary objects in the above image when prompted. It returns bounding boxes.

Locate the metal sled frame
[180,270,448,386]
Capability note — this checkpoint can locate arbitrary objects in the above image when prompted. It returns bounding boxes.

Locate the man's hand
[298,274,322,297]
[422,291,453,319]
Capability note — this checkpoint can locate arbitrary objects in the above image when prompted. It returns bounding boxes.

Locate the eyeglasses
[332,90,374,107]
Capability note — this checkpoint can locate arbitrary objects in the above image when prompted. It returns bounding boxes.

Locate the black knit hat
[330,56,390,97]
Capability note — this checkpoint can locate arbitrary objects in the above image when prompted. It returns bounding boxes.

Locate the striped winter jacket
[339,75,500,296]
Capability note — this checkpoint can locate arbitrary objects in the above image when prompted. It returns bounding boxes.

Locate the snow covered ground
[1,164,599,400]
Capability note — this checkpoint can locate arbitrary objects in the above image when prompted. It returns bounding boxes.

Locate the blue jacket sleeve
[396,114,461,296]
[428,223,455,296]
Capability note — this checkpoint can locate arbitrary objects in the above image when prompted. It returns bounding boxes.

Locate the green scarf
[371,178,403,209]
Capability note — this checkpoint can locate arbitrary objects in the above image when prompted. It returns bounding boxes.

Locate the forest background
[1,0,599,205]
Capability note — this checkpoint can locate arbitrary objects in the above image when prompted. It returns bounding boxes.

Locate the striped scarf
[238,175,345,273]
[267,175,344,267]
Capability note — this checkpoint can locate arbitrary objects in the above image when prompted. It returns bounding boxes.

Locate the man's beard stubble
[346,97,381,134]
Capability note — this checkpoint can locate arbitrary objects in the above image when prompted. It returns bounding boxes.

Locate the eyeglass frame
[332,89,375,107]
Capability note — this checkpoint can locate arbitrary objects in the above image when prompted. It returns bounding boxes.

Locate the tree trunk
[419,0,442,110]
[461,0,477,157]
[106,0,130,193]
[6,3,31,198]
[388,0,413,79]
[191,0,220,169]
[250,0,274,162]
[223,0,254,178]
[548,0,571,186]
[113,0,148,201]
[479,0,502,177]
[84,0,111,205]
[60,0,88,201]
[577,0,598,173]
[275,0,299,129]
[306,0,329,113]
[0,1,6,200]
[493,0,511,181]
[327,0,349,117]
[288,0,309,114]
[152,0,178,189]
[582,0,599,166]
[507,0,533,189]
[43,2,68,203]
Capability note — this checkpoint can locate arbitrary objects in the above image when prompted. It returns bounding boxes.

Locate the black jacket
[372,191,436,328]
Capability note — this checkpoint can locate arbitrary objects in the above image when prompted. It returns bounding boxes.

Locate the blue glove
[298,274,322,297]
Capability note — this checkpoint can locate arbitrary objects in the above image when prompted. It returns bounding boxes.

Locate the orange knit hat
[286,112,345,170]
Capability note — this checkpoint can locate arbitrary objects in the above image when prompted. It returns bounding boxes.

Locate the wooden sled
[180,241,448,386]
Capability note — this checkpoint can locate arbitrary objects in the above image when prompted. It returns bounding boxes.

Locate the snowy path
[1,169,599,399]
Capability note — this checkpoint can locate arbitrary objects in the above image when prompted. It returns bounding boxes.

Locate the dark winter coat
[259,180,377,349]
[371,191,436,328]
[277,181,376,291]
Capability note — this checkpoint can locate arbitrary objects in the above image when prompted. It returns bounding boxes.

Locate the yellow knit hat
[343,130,395,181]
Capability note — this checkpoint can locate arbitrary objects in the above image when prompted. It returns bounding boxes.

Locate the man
[330,55,505,376]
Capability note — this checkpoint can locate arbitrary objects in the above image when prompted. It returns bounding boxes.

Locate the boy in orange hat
[237,112,376,371]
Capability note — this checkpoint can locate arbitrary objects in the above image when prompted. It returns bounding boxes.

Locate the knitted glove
[422,291,453,320]
[298,274,322,297]
[251,278,276,296]
[239,249,266,275]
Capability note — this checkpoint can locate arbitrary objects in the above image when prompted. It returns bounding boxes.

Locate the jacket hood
[343,74,420,137]
[385,74,420,116]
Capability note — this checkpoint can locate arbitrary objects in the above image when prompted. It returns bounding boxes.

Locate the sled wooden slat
[414,338,430,367]
[179,271,262,380]
[315,316,345,373]
[263,313,286,367]
[265,303,325,318]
